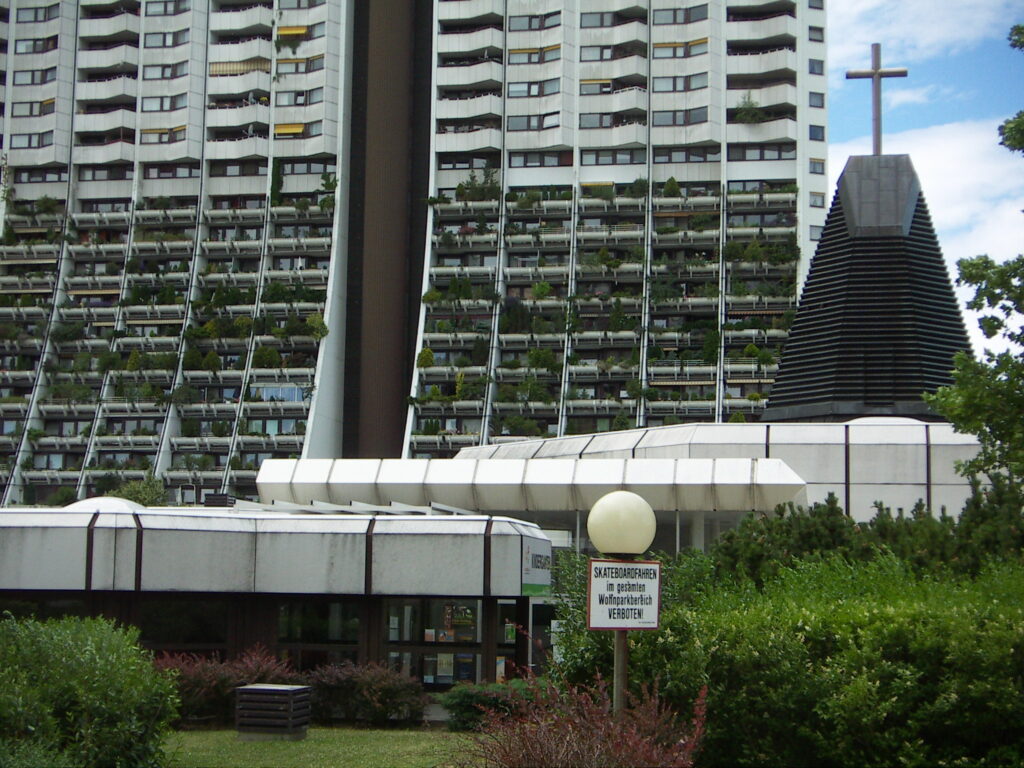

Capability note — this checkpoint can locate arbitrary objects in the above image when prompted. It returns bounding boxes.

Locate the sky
[825,0,1024,355]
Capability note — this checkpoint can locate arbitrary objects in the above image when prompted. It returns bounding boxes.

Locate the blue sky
[825,0,1024,355]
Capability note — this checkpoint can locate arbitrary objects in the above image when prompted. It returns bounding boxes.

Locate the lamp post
[586,490,658,714]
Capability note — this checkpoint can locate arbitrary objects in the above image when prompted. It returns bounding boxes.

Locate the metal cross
[845,43,908,155]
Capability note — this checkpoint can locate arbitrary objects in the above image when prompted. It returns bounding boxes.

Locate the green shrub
[439,678,533,732]
[0,615,178,768]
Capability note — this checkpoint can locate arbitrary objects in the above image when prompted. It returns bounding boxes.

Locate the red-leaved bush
[459,677,706,768]
[154,645,300,725]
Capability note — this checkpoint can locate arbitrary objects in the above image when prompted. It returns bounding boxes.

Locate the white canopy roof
[258,457,808,514]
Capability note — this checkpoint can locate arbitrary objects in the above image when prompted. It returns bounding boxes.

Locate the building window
[809,91,825,108]
[507,113,559,131]
[509,151,570,167]
[143,62,188,80]
[809,0,824,8]
[809,124,825,141]
[809,26,824,42]
[276,87,324,106]
[437,154,492,170]
[13,166,66,183]
[279,0,325,7]
[581,148,646,165]
[508,11,560,31]
[653,145,720,163]
[274,121,322,138]
[508,46,560,65]
[507,78,559,98]
[16,4,58,22]
[809,158,825,174]
[580,12,616,28]
[277,55,325,74]
[145,0,189,15]
[12,67,56,85]
[652,4,708,24]
[652,72,708,92]
[652,39,708,58]
[14,36,57,54]
[79,165,133,181]
[810,225,823,240]
[727,143,797,161]
[11,99,55,117]
[809,192,825,208]
[143,162,199,179]
[141,94,186,112]
[139,126,185,144]
[144,29,189,48]
[210,160,268,177]
[580,46,612,62]
[580,81,611,95]
[279,160,335,175]
[10,131,53,148]
[809,58,824,74]
[652,106,708,127]
[579,113,612,129]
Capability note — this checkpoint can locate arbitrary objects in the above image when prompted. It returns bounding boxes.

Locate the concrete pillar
[690,511,705,552]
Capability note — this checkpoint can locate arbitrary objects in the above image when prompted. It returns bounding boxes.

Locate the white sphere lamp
[587,490,656,557]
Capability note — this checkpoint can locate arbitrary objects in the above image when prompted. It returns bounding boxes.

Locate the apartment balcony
[564,399,637,415]
[430,265,496,281]
[205,136,270,161]
[726,15,799,43]
[437,26,504,55]
[726,82,797,111]
[576,224,644,245]
[724,359,778,377]
[171,436,233,452]
[134,207,198,225]
[73,139,137,165]
[0,370,37,386]
[409,433,480,450]
[75,75,138,102]
[578,122,648,149]
[204,207,266,225]
[503,265,570,282]
[435,127,502,153]
[265,237,332,254]
[0,243,61,263]
[727,191,797,210]
[242,399,310,417]
[208,37,273,64]
[207,71,272,99]
[100,398,168,415]
[421,331,488,346]
[236,433,304,451]
[75,108,136,134]
[579,54,647,84]
[206,102,270,128]
[648,362,717,382]
[122,305,187,322]
[413,399,486,416]
[437,0,502,22]
[79,12,140,39]
[0,401,30,418]
[176,402,238,419]
[503,125,574,152]
[436,93,503,121]
[435,59,503,89]
[94,434,161,449]
[725,294,795,311]
[652,227,722,245]
[114,369,175,385]
[579,86,648,115]
[727,47,797,77]
[72,210,131,228]
[0,306,48,326]
[210,4,274,33]
[131,237,195,256]
[726,117,798,144]
[269,205,333,223]
[77,43,139,72]
[261,268,328,286]
[0,275,57,294]
[647,400,716,416]
[418,365,489,382]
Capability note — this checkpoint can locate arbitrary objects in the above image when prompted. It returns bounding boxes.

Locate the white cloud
[827,0,1017,88]
[828,119,1024,355]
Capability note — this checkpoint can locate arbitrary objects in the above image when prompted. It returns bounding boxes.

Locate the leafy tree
[925,254,1024,486]
[114,473,167,506]
[999,25,1024,152]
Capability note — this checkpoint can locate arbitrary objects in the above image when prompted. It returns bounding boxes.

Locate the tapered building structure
[405,0,829,458]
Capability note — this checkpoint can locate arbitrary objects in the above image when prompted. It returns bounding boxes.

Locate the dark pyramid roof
[761,155,971,422]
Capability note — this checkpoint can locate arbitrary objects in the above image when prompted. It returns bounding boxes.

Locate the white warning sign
[586,558,661,631]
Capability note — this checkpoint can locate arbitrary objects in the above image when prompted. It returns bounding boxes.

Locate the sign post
[585,490,661,714]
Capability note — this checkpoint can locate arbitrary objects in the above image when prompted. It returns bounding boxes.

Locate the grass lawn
[164,727,467,768]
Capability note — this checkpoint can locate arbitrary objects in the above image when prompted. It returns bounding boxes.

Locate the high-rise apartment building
[405,0,828,458]
[0,0,430,505]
